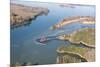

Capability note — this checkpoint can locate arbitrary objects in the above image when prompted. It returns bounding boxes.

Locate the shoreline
[56,28,95,63]
[56,45,95,63]
[50,16,95,30]
[69,28,95,48]
[46,24,95,63]
[57,28,95,48]
[56,49,87,62]
[10,3,49,28]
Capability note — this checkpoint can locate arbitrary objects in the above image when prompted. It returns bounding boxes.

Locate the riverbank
[10,1,95,65]
[10,3,49,28]
[50,16,95,30]
[56,44,95,63]
[57,28,95,47]
[56,28,95,63]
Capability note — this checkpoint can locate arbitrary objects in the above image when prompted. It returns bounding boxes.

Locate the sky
[13,0,95,5]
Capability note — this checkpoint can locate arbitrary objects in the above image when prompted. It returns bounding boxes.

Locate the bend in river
[11,1,95,66]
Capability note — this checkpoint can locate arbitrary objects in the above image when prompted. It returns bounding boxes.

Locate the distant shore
[60,4,75,8]
[10,3,49,28]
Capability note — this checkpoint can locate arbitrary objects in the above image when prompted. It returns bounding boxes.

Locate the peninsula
[57,28,95,47]
[56,44,95,63]
[10,3,49,28]
[56,28,95,63]
[50,16,95,30]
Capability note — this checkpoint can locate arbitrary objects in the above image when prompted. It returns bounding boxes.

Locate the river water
[11,1,95,65]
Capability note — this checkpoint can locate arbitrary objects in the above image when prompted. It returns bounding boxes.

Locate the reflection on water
[11,10,49,29]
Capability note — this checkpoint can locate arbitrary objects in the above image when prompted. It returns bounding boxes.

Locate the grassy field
[58,45,90,57]
[57,28,95,63]
[57,44,95,62]
[70,28,95,47]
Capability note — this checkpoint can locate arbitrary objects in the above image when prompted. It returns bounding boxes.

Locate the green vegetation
[57,44,95,63]
[58,45,91,57]
[71,28,95,47]
[57,28,95,63]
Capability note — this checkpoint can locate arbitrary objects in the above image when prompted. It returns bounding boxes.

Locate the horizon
[11,0,95,5]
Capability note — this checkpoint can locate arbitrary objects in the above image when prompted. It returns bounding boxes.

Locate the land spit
[57,28,95,47]
[50,16,95,30]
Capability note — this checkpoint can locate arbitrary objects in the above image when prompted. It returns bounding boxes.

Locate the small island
[50,16,95,30]
[10,3,49,28]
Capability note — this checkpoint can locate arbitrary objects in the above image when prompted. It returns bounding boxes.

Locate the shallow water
[11,1,95,65]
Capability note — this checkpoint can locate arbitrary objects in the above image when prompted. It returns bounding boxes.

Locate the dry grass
[10,3,48,26]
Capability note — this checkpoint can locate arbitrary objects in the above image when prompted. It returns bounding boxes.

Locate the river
[11,1,95,65]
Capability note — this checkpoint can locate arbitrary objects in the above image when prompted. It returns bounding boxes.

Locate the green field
[57,44,95,62]
[71,28,95,47]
